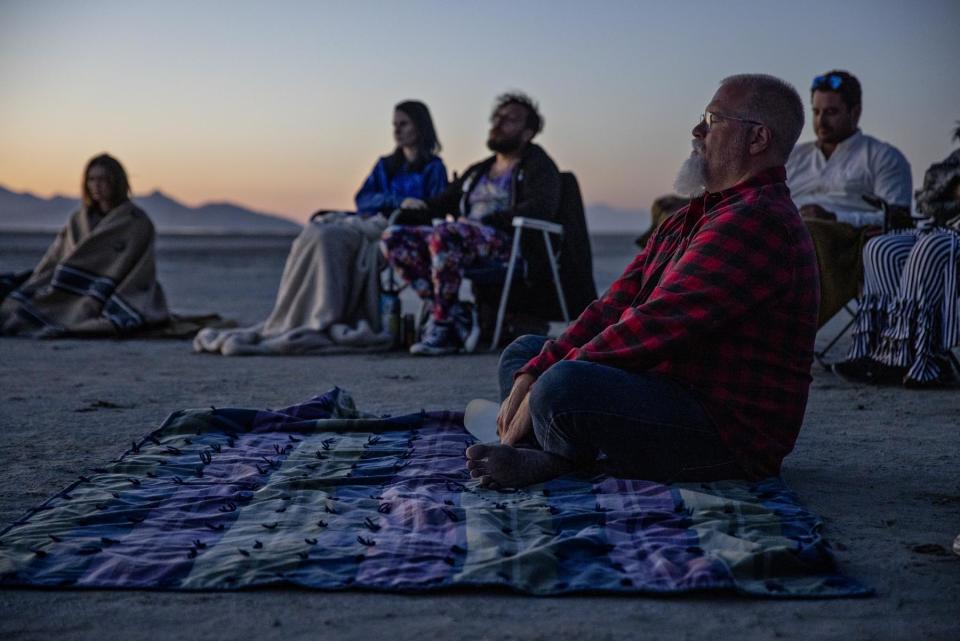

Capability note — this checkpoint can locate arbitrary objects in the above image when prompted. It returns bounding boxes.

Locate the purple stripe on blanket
[594,477,719,592]
[355,414,471,588]
[76,432,294,588]
[0,391,871,597]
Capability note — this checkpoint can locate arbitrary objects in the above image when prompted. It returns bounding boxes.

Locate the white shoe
[409,319,459,355]
[451,303,480,353]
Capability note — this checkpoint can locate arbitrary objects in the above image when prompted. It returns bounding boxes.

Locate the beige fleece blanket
[194,213,392,355]
[0,202,170,337]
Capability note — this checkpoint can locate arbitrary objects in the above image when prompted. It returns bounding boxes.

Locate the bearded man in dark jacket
[381,92,561,355]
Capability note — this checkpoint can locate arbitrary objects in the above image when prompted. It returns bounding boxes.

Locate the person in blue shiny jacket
[193,101,448,355]
[354,101,448,216]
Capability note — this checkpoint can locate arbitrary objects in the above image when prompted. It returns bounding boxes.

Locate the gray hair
[720,74,804,163]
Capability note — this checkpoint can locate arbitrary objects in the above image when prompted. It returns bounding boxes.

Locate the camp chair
[468,171,598,350]
[816,197,960,376]
[813,195,905,366]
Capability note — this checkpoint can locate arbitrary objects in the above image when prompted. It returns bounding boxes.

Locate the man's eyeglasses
[699,111,763,130]
[811,74,843,91]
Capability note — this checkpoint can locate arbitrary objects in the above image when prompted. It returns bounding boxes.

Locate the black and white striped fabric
[850,227,959,382]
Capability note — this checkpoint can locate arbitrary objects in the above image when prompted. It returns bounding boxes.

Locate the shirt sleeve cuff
[516,359,545,380]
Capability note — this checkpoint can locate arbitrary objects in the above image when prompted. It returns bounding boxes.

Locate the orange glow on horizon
[1,2,955,230]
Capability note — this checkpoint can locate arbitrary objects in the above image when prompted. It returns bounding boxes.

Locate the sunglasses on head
[811,74,843,91]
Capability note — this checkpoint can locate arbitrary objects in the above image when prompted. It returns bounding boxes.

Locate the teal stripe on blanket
[0,389,870,597]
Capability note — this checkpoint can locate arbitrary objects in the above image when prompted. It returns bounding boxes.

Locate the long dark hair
[82,153,131,211]
[386,100,441,175]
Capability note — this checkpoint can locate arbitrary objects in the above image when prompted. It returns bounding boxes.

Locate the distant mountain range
[0,185,650,235]
[0,186,302,235]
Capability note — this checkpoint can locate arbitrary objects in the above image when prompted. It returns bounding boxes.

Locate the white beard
[673,140,707,198]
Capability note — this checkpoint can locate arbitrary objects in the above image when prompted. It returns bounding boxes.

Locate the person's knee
[864,232,912,262]
[380,225,408,257]
[912,232,954,263]
[428,221,465,250]
[296,222,351,260]
[429,221,454,239]
[897,233,954,280]
[529,363,596,461]
[497,335,548,399]
[499,334,546,368]
[530,361,591,415]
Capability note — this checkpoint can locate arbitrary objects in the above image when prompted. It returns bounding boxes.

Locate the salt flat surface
[1,232,957,641]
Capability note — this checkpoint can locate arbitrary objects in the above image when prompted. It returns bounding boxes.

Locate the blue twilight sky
[1,0,957,224]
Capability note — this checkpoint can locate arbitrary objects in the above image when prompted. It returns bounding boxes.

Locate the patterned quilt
[0,389,870,597]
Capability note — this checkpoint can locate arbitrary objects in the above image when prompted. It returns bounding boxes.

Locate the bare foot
[465,442,572,489]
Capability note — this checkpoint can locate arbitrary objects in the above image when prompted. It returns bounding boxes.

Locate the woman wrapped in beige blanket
[193,100,448,355]
[0,154,169,337]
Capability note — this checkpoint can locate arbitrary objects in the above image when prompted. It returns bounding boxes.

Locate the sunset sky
[1,0,958,224]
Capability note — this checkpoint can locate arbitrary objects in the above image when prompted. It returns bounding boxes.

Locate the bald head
[719,74,805,164]
[681,74,804,195]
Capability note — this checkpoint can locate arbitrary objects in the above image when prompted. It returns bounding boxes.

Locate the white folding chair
[486,216,569,351]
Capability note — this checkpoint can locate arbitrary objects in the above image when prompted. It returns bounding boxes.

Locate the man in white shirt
[786,70,913,326]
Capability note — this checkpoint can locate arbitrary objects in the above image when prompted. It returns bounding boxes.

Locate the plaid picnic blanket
[0,389,869,597]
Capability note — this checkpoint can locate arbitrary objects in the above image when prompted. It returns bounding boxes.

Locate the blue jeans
[498,335,745,482]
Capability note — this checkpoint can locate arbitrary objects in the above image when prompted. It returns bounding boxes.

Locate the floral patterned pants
[380,220,512,321]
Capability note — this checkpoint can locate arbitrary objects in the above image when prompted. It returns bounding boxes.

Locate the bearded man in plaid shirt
[467,74,820,488]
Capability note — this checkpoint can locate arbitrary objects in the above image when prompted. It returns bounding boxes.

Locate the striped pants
[849,227,960,381]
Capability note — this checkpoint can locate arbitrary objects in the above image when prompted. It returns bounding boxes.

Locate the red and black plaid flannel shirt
[519,167,820,478]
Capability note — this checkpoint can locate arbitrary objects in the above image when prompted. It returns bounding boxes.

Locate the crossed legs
[467,335,745,488]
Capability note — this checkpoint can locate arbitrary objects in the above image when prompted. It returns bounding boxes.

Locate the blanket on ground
[194,214,392,355]
[0,390,869,597]
[0,202,170,337]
